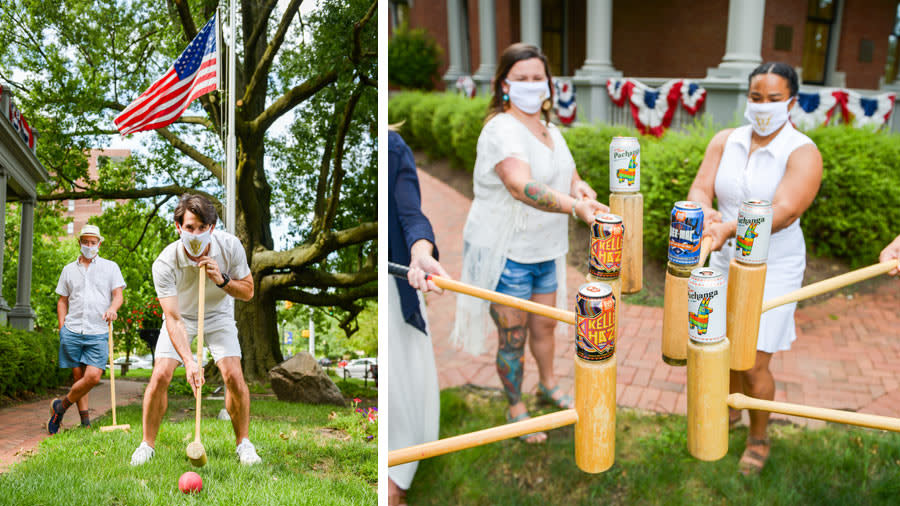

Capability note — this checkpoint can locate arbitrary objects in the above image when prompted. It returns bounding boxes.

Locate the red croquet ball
[178,471,203,494]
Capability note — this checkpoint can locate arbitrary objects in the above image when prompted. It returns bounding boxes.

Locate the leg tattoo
[492,307,528,405]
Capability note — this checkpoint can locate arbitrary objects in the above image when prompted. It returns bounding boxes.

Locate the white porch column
[708,0,766,78]
[472,0,497,94]
[443,0,467,85]
[9,198,36,330]
[520,0,541,47]
[824,0,846,87]
[572,0,621,123]
[0,170,8,325]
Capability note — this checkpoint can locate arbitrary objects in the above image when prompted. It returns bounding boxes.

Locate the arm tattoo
[523,181,562,212]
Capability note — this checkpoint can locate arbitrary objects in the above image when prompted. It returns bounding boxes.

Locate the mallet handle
[195,264,206,442]
[761,259,899,313]
[388,408,577,467]
[727,393,900,432]
[698,236,712,267]
[107,320,116,426]
[387,262,576,325]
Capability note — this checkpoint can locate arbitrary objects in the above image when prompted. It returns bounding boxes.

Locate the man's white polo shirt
[55,256,126,335]
[152,229,251,330]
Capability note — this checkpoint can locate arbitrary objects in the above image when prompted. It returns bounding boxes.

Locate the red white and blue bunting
[554,79,576,125]
[836,91,896,129]
[680,80,707,115]
[606,78,706,137]
[455,75,476,98]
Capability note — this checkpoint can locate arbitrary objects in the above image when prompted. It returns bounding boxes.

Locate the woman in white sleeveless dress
[687,63,823,475]
[452,44,607,443]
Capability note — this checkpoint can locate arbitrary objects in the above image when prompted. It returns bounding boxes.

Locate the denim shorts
[59,326,109,370]
[495,258,558,299]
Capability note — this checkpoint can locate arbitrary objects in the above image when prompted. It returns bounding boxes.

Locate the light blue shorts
[59,326,109,370]
[495,259,558,299]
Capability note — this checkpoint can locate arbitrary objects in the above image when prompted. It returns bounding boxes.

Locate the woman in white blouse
[687,62,822,474]
[452,43,608,443]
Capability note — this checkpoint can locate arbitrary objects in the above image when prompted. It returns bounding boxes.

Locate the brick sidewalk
[0,379,145,473]
[417,169,900,428]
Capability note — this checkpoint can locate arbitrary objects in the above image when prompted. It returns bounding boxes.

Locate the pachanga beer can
[609,137,640,192]
[589,213,624,279]
[575,283,617,361]
[687,268,727,343]
[735,199,773,264]
[668,201,704,265]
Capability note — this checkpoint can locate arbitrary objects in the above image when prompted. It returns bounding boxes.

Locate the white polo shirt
[152,229,251,330]
[55,256,126,335]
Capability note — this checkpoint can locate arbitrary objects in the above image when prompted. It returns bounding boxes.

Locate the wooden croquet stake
[609,193,643,293]
[726,259,766,371]
[575,354,616,473]
[762,259,900,313]
[661,265,691,366]
[727,393,900,432]
[687,338,729,461]
[100,320,131,432]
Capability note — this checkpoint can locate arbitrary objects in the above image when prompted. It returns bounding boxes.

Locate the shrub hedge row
[389,91,900,266]
[0,326,70,398]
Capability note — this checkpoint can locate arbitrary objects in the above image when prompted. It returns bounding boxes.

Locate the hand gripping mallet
[186,265,208,467]
[100,320,131,432]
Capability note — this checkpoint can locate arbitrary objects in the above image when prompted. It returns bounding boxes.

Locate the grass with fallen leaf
[0,396,376,505]
[407,386,900,505]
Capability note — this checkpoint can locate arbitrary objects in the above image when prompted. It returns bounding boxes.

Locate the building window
[886,4,900,83]
[541,0,567,77]
[801,0,837,84]
[775,25,793,52]
[67,223,74,235]
[858,39,874,63]
[68,199,75,212]
[389,0,410,31]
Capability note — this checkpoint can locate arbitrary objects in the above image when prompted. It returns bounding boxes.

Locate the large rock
[269,352,345,406]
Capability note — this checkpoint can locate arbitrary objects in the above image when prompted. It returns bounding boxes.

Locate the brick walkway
[417,169,900,428]
[0,379,146,473]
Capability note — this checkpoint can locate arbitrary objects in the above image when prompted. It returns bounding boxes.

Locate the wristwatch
[216,273,231,288]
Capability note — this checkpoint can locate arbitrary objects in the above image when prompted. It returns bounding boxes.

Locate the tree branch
[251,70,338,134]
[241,0,302,106]
[271,285,377,307]
[322,84,364,231]
[260,266,376,292]
[155,127,224,181]
[246,0,279,55]
[175,116,214,128]
[252,221,377,273]
[351,0,377,64]
[38,185,222,216]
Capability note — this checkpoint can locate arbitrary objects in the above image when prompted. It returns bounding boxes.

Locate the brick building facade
[63,148,130,238]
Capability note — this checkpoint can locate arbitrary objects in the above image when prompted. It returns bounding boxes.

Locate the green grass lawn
[407,387,900,505]
[0,396,376,505]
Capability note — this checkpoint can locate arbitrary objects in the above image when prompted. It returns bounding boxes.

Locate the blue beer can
[668,201,704,265]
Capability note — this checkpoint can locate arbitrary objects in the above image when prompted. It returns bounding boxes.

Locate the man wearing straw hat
[48,224,126,434]
[129,194,260,466]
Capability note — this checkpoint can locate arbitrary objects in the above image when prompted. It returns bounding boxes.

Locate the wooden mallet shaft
[762,259,899,313]
[388,262,575,325]
[186,264,208,467]
[728,393,900,432]
[100,320,131,432]
[387,409,577,467]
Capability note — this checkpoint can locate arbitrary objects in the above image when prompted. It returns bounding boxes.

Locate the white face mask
[180,227,212,257]
[80,244,99,259]
[744,99,792,136]
[505,79,550,114]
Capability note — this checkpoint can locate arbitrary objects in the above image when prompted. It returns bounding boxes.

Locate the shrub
[431,94,468,159]
[386,90,423,145]
[388,24,443,90]
[0,327,70,398]
[408,93,446,154]
[449,97,490,171]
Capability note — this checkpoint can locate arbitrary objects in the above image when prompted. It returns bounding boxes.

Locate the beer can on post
[688,268,727,344]
[735,199,773,265]
[575,283,617,362]
[668,201,704,267]
[589,213,624,279]
[609,137,640,192]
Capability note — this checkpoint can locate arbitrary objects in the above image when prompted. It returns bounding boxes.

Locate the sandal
[507,410,547,444]
[538,383,574,410]
[738,436,770,476]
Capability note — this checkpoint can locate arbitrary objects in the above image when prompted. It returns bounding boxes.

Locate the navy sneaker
[48,399,64,434]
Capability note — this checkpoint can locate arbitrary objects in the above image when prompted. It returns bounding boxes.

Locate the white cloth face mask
[505,79,550,114]
[80,244,99,259]
[180,227,212,257]
[744,99,791,136]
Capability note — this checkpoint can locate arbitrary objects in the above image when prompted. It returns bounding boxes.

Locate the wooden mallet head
[186,440,208,467]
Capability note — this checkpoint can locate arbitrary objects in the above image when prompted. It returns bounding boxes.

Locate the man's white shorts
[154,320,242,364]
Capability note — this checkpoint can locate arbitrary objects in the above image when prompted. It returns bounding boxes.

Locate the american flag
[115,14,219,135]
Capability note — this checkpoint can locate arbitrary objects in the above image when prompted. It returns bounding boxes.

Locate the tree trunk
[235,288,282,381]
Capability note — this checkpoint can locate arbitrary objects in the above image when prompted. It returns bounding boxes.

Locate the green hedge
[0,327,70,398]
[389,91,900,266]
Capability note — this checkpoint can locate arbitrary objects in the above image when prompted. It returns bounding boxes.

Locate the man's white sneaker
[236,438,261,465]
[130,441,155,466]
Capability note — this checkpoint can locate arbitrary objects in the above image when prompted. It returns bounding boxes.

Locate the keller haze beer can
[687,267,727,344]
[735,199,773,264]
[575,283,617,361]
[589,213,624,279]
[609,136,640,192]
[668,201,704,266]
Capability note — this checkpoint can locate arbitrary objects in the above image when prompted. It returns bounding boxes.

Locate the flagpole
[225,0,237,235]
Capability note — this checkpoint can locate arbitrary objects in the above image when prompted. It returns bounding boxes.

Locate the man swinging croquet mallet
[130,194,260,466]
[49,224,126,433]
